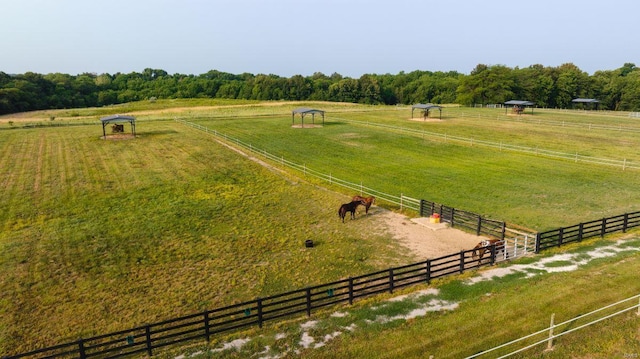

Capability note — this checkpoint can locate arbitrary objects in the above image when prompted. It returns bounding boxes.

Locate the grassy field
[2,100,640,356]
[0,117,415,353]
[184,104,640,229]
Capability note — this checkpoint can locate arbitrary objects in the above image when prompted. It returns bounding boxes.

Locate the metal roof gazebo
[100,115,136,138]
[572,98,600,110]
[504,100,535,114]
[411,103,443,119]
[291,108,325,127]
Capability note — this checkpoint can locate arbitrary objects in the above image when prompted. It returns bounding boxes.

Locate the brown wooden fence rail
[535,211,640,252]
[420,200,506,239]
[4,245,505,359]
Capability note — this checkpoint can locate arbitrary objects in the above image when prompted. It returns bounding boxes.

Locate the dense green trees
[1,63,639,115]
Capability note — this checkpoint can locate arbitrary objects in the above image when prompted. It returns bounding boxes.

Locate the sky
[1,0,639,78]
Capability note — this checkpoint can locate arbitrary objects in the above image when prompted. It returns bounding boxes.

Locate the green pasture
[0,119,415,353]
[2,100,640,356]
[186,104,640,230]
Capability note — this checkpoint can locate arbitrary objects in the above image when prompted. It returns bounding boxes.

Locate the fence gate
[502,227,537,260]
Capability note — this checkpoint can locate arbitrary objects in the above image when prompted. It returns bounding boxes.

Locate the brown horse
[338,199,366,223]
[352,195,375,215]
[471,239,506,261]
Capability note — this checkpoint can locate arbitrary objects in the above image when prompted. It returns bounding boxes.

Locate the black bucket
[305,239,314,248]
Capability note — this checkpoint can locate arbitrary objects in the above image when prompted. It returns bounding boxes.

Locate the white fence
[335,116,640,170]
[464,293,640,358]
[501,228,536,260]
[176,119,421,212]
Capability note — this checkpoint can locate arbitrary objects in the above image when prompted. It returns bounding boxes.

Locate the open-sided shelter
[100,115,136,138]
[291,108,325,127]
[504,100,535,114]
[411,103,443,119]
[572,98,600,110]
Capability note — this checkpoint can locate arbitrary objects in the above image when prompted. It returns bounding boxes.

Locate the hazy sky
[2,0,638,77]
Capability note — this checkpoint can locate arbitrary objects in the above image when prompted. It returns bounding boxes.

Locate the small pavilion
[571,98,600,110]
[504,100,535,114]
[411,103,443,120]
[100,115,136,138]
[291,108,325,127]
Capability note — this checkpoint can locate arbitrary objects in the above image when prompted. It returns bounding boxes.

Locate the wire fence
[333,116,640,170]
[464,293,640,358]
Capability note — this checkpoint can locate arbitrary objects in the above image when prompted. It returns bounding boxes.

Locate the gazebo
[572,98,600,110]
[100,115,136,138]
[504,100,535,114]
[411,103,443,120]
[291,108,325,127]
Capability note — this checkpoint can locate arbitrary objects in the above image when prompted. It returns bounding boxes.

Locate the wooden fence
[4,245,506,359]
[535,211,640,252]
[420,200,506,239]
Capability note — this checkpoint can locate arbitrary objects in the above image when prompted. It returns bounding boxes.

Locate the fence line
[334,117,640,170]
[419,200,507,240]
[177,119,422,212]
[535,211,640,252]
[6,245,508,359]
[465,293,640,358]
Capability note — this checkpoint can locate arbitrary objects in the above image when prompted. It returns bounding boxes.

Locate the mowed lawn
[0,120,414,353]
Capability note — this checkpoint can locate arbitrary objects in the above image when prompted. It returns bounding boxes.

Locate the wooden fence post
[348,277,354,305]
[535,233,541,253]
[557,227,564,247]
[389,269,395,294]
[305,289,312,317]
[257,298,264,328]
[78,338,86,359]
[546,313,555,351]
[204,311,211,342]
[476,216,482,236]
[601,217,607,238]
[623,213,629,233]
[145,324,153,356]
[459,251,465,273]
[578,223,584,242]
[426,260,431,284]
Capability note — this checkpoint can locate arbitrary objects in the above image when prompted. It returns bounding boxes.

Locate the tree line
[1,62,639,115]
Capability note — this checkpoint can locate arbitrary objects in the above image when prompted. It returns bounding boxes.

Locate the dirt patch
[367,206,487,260]
[291,124,323,128]
[100,134,136,140]
[407,117,443,123]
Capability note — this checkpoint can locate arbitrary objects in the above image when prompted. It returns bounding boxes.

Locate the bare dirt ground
[366,206,487,260]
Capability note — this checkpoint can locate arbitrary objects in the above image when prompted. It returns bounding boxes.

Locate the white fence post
[546,313,555,351]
